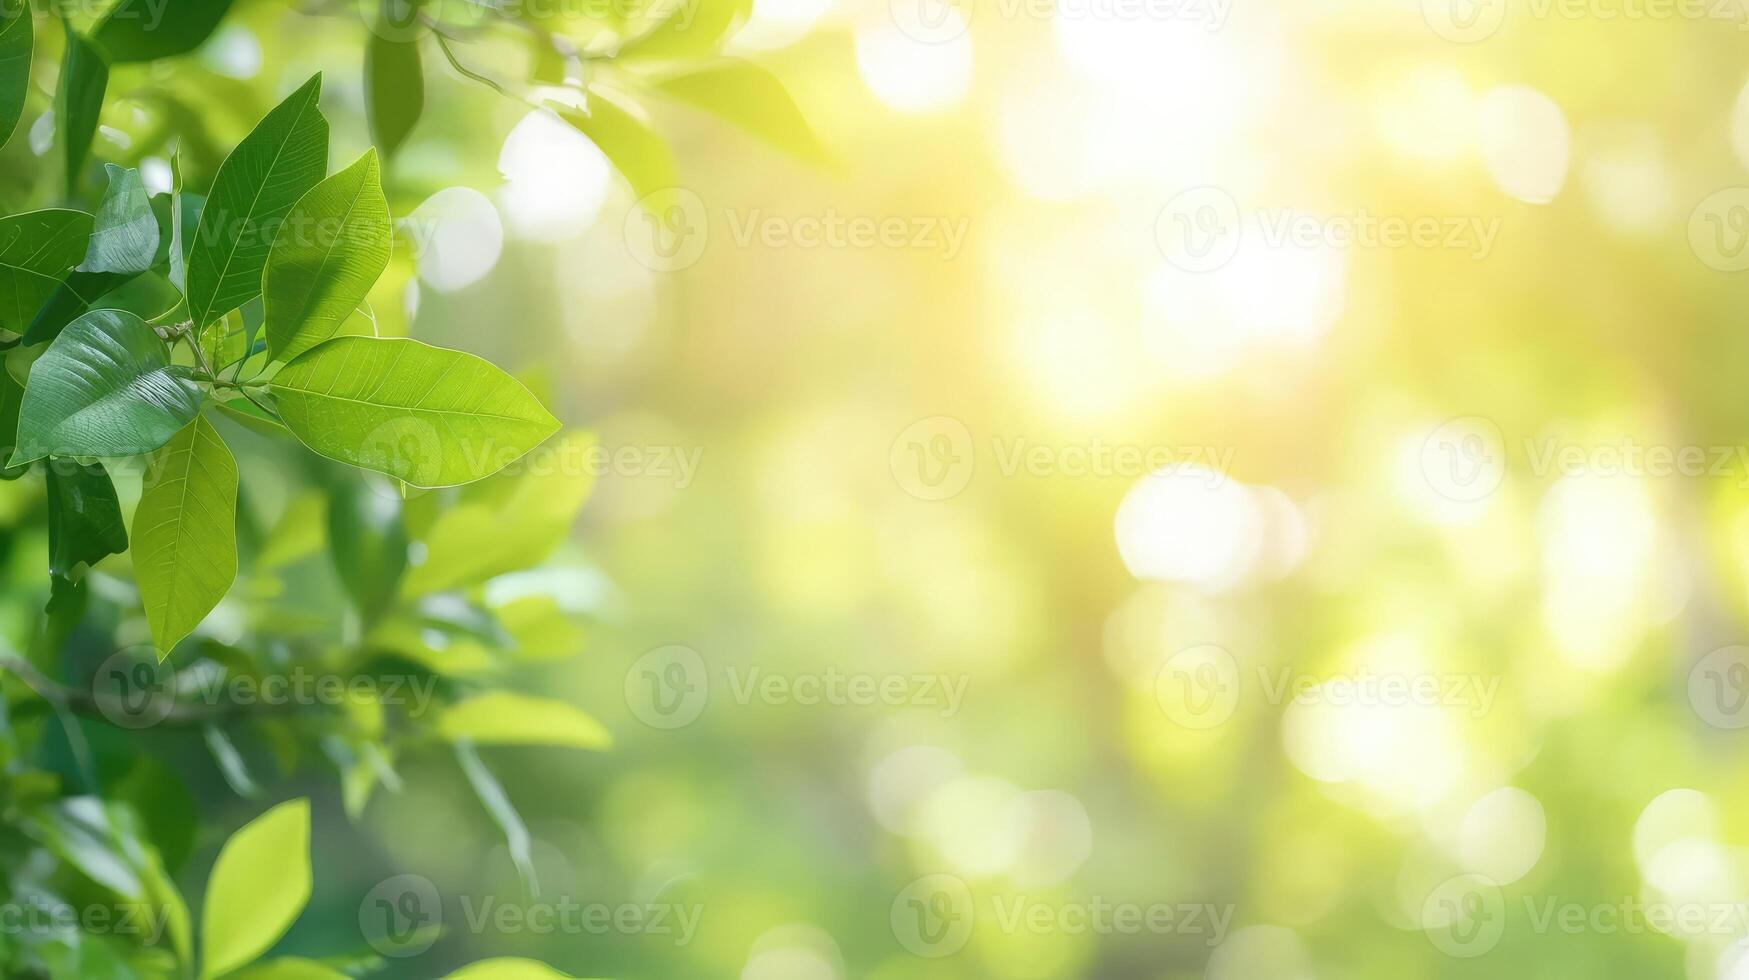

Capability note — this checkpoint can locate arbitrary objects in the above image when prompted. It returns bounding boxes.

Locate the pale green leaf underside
[133,414,237,656]
[0,209,94,333]
[200,798,311,980]
[263,149,391,363]
[11,309,202,464]
[269,336,559,487]
[439,693,612,750]
[186,73,329,328]
[80,164,160,274]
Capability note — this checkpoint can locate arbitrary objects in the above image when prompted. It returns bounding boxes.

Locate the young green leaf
[365,31,423,158]
[0,209,92,334]
[616,0,751,62]
[46,461,127,579]
[11,309,202,464]
[268,337,560,487]
[654,58,828,166]
[551,89,676,205]
[58,25,109,192]
[0,0,31,147]
[79,164,160,274]
[438,693,612,749]
[263,150,392,363]
[93,0,236,63]
[133,414,238,657]
[228,958,350,980]
[186,74,329,328]
[199,798,311,980]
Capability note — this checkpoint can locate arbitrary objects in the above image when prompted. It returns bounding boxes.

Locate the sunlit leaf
[551,89,675,204]
[0,209,93,334]
[134,414,238,657]
[264,150,392,363]
[11,309,202,464]
[228,957,350,980]
[653,58,828,166]
[46,460,127,579]
[616,0,750,61]
[186,73,328,328]
[0,0,31,147]
[269,336,560,487]
[78,164,159,274]
[443,957,581,980]
[58,25,109,192]
[94,0,236,63]
[365,28,422,158]
[438,692,611,749]
[199,798,310,980]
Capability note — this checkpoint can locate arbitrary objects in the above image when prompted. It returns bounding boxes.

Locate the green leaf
[269,337,560,487]
[0,362,23,477]
[79,164,160,274]
[46,460,127,579]
[438,693,611,749]
[133,414,238,656]
[263,150,392,363]
[199,798,311,980]
[551,89,675,204]
[58,25,109,192]
[11,309,202,464]
[617,0,750,62]
[0,208,93,334]
[170,155,202,292]
[454,741,539,895]
[0,0,32,147]
[443,958,580,980]
[654,58,828,166]
[325,474,406,621]
[186,73,329,328]
[22,269,125,344]
[229,958,351,980]
[365,29,422,158]
[403,431,594,596]
[93,0,237,63]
